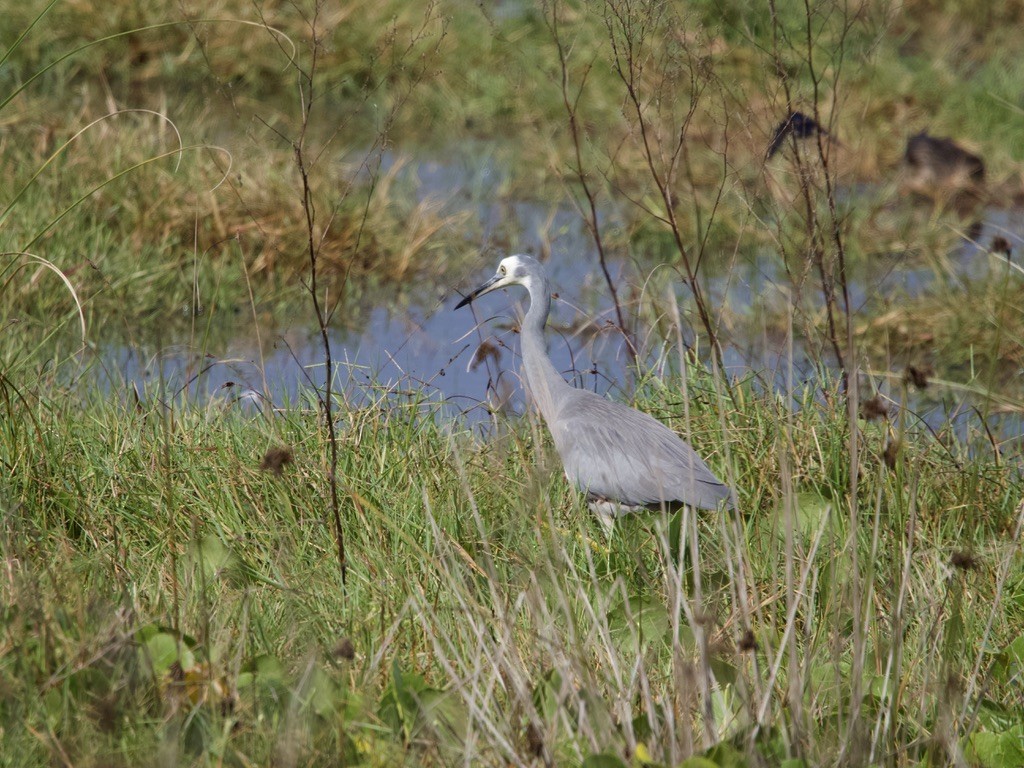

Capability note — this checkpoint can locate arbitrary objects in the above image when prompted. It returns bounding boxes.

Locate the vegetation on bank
[4,0,1024,383]
[3,0,1024,765]
[2,368,1022,766]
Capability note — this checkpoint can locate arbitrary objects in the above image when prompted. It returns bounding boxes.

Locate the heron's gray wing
[550,390,731,510]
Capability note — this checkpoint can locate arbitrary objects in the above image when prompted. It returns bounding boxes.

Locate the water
[85,144,1024,440]
[90,196,639,419]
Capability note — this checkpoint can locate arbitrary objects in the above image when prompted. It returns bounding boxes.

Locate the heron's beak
[454,273,503,309]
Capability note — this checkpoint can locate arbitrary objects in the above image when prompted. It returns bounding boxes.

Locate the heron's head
[454,254,544,309]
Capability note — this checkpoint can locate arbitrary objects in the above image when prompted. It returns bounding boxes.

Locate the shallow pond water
[87,144,1024,441]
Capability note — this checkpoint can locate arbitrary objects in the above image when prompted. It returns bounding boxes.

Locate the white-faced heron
[455,254,732,520]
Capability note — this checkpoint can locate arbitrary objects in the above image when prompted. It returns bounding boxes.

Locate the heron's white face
[494,254,530,285]
[487,254,543,295]
[455,254,542,308]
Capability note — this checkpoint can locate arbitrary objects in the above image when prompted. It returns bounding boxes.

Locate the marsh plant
[2,1,1024,767]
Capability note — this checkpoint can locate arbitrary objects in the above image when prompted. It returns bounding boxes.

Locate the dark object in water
[766,111,831,159]
[737,629,758,652]
[991,235,1013,260]
[902,132,985,209]
[950,549,979,571]
[903,364,932,390]
[260,445,294,476]
[764,111,844,207]
[860,395,891,422]
[334,637,356,660]
[883,438,901,470]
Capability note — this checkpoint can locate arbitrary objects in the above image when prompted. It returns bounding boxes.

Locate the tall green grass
[2,361,1022,766]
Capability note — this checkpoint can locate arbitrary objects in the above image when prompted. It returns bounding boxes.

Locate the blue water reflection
[87,145,1024,445]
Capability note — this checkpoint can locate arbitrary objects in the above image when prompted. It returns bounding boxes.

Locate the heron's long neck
[520,279,567,425]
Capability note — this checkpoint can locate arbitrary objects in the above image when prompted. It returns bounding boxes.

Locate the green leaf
[42,688,63,725]
[238,654,285,690]
[789,492,835,538]
[976,699,1024,732]
[709,655,738,687]
[702,742,748,767]
[379,662,425,738]
[677,758,720,768]
[1007,634,1024,667]
[532,668,564,721]
[968,729,1024,768]
[135,622,197,648]
[195,534,232,578]
[417,686,468,737]
[607,592,672,654]
[378,660,464,744]
[189,533,252,586]
[142,632,183,675]
[307,667,339,718]
[581,753,628,768]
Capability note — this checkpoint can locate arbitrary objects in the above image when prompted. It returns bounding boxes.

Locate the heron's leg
[586,494,622,533]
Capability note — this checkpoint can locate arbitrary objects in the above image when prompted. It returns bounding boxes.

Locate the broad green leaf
[143,632,182,675]
[608,592,671,653]
[976,699,1024,732]
[379,660,463,743]
[581,753,628,768]
[968,729,1024,768]
[238,654,285,690]
[703,742,748,767]
[789,492,834,539]
[532,668,564,720]
[1007,634,1024,667]
[677,758,720,768]
[307,667,338,718]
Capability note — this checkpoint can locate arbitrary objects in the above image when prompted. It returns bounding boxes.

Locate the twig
[288,2,347,585]
[602,0,727,377]
[546,0,638,368]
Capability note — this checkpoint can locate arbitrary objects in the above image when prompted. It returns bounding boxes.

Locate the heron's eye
[499,266,506,275]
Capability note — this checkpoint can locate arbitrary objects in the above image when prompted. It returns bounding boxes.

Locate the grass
[5,0,1024,765]
[1,364,1022,766]
[0,102,476,331]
